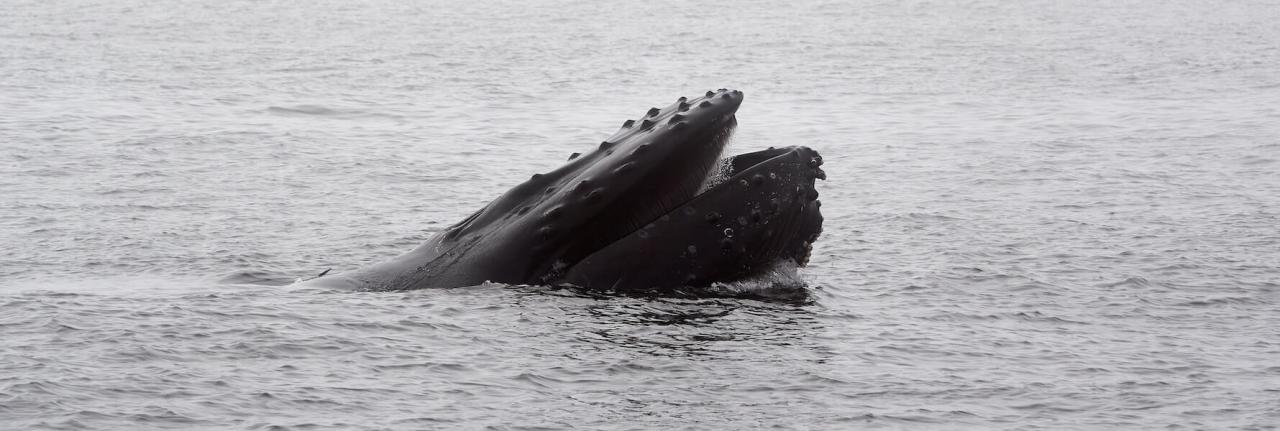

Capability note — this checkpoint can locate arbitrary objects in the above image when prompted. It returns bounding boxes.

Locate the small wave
[266,104,406,122]
[923,310,1088,324]
[1100,276,1154,288]
[271,65,341,73]
[266,104,342,116]
[1174,296,1258,307]
[1239,156,1275,166]
[218,270,298,286]
[374,362,469,372]
[628,306,735,326]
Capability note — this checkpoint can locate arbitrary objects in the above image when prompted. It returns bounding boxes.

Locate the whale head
[373,89,822,292]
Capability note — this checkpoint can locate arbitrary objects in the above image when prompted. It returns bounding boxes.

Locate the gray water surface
[3,0,1279,429]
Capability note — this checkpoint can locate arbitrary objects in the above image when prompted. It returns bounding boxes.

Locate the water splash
[704,260,812,303]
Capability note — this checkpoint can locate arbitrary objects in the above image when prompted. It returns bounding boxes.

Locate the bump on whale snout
[489,89,748,283]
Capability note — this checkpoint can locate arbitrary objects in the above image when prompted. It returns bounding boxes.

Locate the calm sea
[2,0,1278,429]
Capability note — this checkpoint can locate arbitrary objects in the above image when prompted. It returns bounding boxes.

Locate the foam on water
[703,260,812,302]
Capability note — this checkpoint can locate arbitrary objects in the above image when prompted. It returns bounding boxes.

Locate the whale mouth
[632,113,739,222]
[560,143,826,292]
[541,89,826,292]
[520,89,825,291]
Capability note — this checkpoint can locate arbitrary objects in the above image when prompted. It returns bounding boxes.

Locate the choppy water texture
[3,0,1279,429]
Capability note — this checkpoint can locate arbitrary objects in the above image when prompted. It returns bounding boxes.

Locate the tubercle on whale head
[526,89,744,250]
[437,88,747,240]
[531,90,743,203]
[432,89,745,280]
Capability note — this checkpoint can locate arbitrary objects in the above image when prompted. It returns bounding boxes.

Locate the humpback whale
[302,89,824,292]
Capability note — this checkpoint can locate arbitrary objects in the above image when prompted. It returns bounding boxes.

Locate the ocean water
[3,0,1279,429]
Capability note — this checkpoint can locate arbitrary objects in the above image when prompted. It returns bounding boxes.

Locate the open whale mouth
[551,91,827,292]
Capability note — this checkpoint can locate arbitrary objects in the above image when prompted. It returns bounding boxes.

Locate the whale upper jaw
[433,89,748,284]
